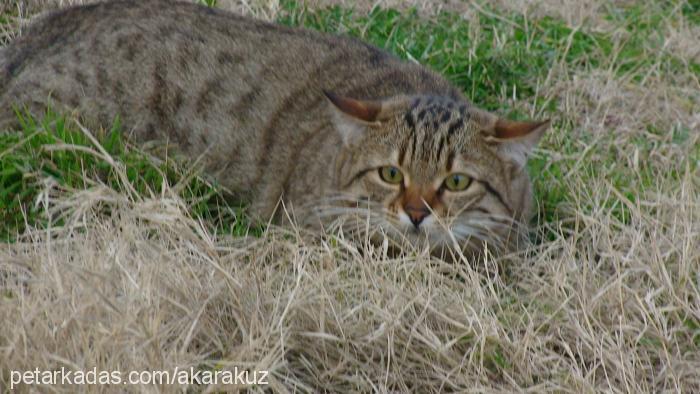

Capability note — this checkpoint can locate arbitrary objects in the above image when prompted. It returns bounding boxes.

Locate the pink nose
[404,205,430,227]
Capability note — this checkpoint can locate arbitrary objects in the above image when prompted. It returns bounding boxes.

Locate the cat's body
[0,0,548,257]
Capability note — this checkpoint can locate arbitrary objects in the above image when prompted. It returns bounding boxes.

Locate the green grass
[1,0,697,241]
[0,109,257,241]
[1,2,698,392]
[197,0,218,8]
[279,0,696,108]
[279,0,698,231]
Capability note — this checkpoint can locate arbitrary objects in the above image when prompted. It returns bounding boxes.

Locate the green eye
[444,173,471,191]
[379,166,404,184]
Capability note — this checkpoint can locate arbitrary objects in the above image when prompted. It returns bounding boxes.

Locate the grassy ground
[1,0,698,392]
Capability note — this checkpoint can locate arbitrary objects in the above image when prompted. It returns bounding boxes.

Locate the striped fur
[0,0,547,259]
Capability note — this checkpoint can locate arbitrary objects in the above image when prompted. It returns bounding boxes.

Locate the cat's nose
[405,206,430,228]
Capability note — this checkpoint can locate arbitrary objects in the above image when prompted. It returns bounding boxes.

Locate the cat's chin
[298,212,505,263]
[366,223,496,263]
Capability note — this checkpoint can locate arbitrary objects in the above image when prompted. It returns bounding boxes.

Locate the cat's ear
[489,118,550,168]
[324,90,382,145]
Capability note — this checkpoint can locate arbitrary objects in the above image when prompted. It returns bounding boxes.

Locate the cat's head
[316,91,548,259]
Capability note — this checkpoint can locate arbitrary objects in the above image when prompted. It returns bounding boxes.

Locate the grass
[4,0,697,239]
[0,109,256,241]
[1,0,699,392]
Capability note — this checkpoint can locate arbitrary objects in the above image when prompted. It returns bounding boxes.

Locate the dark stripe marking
[342,167,375,189]
[410,131,418,161]
[436,135,446,161]
[469,207,492,216]
[478,180,512,215]
[440,111,451,123]
[447,119,463,136]
[281,122,329,198]
[446,151,456,171]
[404,112,415,131]
[256,50,349,179]
[398,141,408,166]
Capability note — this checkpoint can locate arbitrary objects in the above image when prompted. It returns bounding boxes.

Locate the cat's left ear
[489,118,550,168]
[323,90,383,146]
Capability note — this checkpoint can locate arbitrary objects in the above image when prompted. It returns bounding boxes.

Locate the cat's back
[0,0,461,218]
[1,0,428,108]
[1,0,458,137]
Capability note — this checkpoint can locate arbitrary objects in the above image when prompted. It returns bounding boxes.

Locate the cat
[0,0,549,259]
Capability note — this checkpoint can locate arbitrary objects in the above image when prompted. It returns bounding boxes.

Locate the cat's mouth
[391,212,516,257]
[370,221,491,260]
[303,197,512,258]
[387,217,464,247]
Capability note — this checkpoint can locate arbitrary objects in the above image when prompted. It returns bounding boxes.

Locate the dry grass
[1,0,699,392]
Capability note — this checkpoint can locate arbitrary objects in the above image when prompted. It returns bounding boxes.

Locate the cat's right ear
[324,90,381,146]
[491,118,550,168]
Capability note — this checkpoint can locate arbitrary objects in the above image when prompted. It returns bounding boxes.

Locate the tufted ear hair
[323,90,383,146]
[490,118,550,168]
[324,91,381,122]
[324,91,411,146]
[472,105,550,168]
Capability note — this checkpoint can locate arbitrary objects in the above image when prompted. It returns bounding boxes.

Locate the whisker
[296,191,525,257]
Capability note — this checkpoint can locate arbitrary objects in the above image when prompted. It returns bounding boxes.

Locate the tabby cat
[0,0,548,258]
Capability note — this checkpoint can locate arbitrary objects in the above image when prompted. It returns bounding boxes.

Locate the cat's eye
[379,166,404,184]
[443,173,471,191]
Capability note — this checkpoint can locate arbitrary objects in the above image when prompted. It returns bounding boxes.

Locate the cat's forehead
[407,95,469,121]
[403,95,485,140]
[389,96,484,178]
